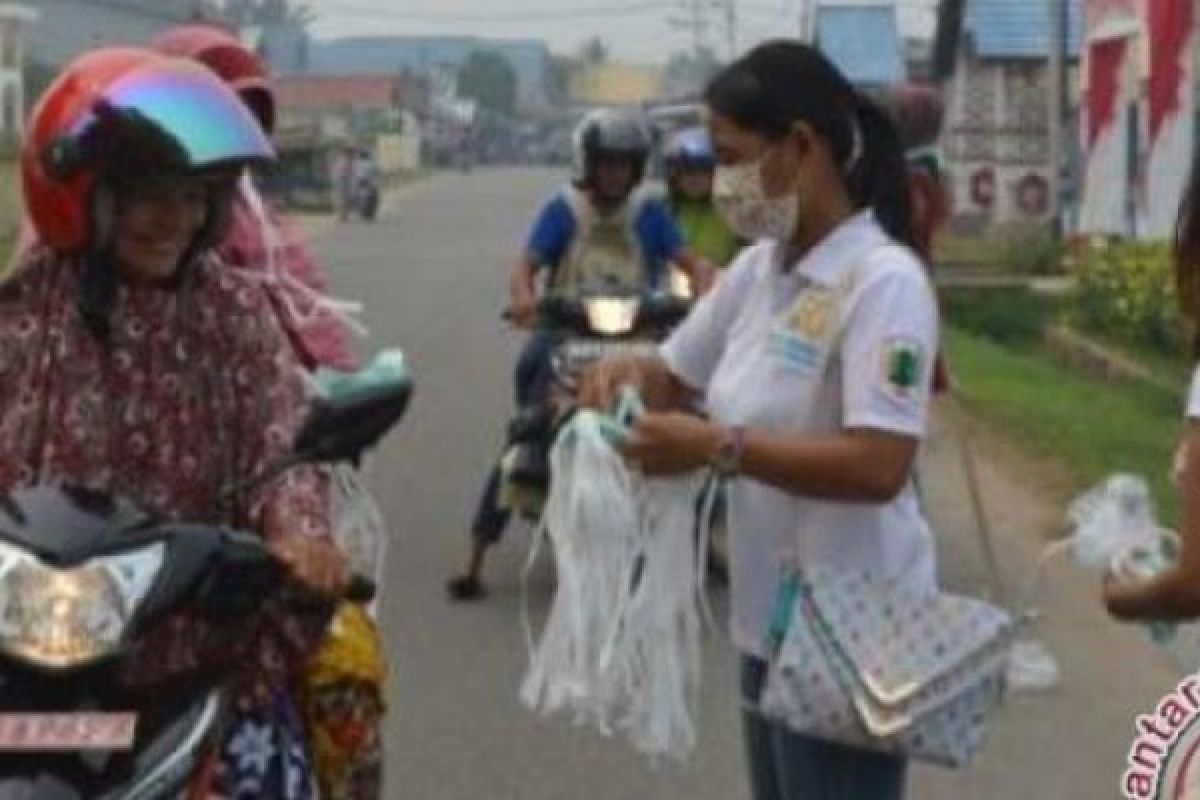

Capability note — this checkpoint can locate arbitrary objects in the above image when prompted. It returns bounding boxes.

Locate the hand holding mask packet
[1067,474,1200,668]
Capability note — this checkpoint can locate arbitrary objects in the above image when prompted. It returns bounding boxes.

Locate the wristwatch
[711,426,747,477]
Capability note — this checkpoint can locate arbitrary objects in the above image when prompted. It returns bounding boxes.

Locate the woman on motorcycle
[1,47,345,798]
[664,126,744,271]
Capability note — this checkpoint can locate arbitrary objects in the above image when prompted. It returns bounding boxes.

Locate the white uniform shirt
[662,211,940,657]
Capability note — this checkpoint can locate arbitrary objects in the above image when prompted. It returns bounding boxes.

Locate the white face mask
[712,153,799,242]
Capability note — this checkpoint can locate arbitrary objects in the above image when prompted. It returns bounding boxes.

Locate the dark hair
[1176,151,1200,356]
[704,40,915,249]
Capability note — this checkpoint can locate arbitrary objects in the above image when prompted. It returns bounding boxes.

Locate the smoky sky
[307,0,937,64]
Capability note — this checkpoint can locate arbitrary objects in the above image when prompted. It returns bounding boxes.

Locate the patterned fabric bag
[752,240,1018,767]
[759,565,1016,767]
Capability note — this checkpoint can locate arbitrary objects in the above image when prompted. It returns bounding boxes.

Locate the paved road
[311,168,1182,799]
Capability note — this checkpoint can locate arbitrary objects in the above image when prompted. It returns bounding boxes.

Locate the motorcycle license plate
[0,712,137,751]
[563,340,658,369]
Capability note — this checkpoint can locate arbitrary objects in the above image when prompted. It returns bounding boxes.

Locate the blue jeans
[513,329,557,408]
[739,656,908,800]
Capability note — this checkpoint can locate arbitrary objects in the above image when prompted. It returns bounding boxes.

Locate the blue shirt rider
[448,109,709,601]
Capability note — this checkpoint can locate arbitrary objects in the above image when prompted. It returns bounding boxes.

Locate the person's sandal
[446,574,487,602]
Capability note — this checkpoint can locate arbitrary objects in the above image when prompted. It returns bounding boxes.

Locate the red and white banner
[1086,0,1140,38]
[1079,35,1132,234]
[1144,0,1195,238]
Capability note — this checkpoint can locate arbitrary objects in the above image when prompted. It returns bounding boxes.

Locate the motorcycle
[0,358,413,798]
[499,283,692,521]
[355,179,380,222]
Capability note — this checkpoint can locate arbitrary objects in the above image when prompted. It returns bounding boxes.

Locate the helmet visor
[74,61,274,171]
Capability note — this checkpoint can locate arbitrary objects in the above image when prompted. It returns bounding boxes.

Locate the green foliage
[936,224,1066,274]
[457,51,518,118]
[1000,225,1066,276]
[941,286,1057,347]
[1067,241,1186,357]
[581,36,609,65]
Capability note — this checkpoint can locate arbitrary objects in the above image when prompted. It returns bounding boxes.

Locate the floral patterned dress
[0,248,333,799]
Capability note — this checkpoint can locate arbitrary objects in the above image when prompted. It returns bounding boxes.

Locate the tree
[545,55,578,106]
[457,51,518,118]
[580,36,609,65]
[226,0,315,26]
[663,46,721,100]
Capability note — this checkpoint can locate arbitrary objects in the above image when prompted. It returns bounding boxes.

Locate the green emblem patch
[884,338,924,392]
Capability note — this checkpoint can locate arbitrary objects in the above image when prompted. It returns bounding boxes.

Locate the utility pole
[668,0,710,59]
[1046,0,1069,237]
[798,0,816,42]
[713,0,737,60]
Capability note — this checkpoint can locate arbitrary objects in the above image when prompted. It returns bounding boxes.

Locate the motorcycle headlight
[584,296,641,336]
[668,268,694,300]
[0,541,164,669]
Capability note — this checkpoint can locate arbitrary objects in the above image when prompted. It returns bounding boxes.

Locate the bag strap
[940,383,1011,610]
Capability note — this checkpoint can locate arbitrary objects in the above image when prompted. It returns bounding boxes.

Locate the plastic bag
[329,465,389,604]
[519,406,712,760]
[302,602,387,800]
[313,349,407,611]
[1062,474,1200,671]
[1066,474,1163,569]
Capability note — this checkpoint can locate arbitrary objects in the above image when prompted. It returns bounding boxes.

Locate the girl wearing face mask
[581,41,937,800]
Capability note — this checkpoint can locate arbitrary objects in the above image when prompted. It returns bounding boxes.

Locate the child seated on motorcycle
[663,126,744,272]
[447,109,710,601]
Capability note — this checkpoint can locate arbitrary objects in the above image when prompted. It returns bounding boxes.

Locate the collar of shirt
[770,210,889,289]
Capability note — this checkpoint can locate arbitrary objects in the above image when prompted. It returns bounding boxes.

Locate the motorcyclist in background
[447,108,712,601]
[663,126,744,272]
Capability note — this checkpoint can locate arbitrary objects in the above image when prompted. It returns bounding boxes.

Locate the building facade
[1077,0,1197,239]
[25,0,199,70]
[940,0,1083,227]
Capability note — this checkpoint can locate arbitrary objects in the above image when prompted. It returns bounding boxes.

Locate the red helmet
[22,46,275,253]
[152,24,275,133]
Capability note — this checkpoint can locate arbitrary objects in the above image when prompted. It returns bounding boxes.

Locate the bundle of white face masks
[519,406,714,760]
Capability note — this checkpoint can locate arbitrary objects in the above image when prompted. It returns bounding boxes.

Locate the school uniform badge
[882,337,925,396]
[786,289,834,339]
[771,289,835,374]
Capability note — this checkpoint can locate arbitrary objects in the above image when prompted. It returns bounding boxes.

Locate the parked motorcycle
[355,179,380,222]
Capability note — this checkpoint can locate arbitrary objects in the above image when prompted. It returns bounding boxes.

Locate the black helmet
[570,109,652,188]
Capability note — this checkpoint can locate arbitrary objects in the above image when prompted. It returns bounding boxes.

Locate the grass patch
[946,328,1185,524]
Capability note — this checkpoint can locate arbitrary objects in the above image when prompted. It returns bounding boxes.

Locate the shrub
[1067,241,1186,356]
[1000,224,1067,276]
[941,286,1057,346]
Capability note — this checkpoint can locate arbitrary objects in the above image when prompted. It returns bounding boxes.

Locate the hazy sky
[307,0,938,65]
